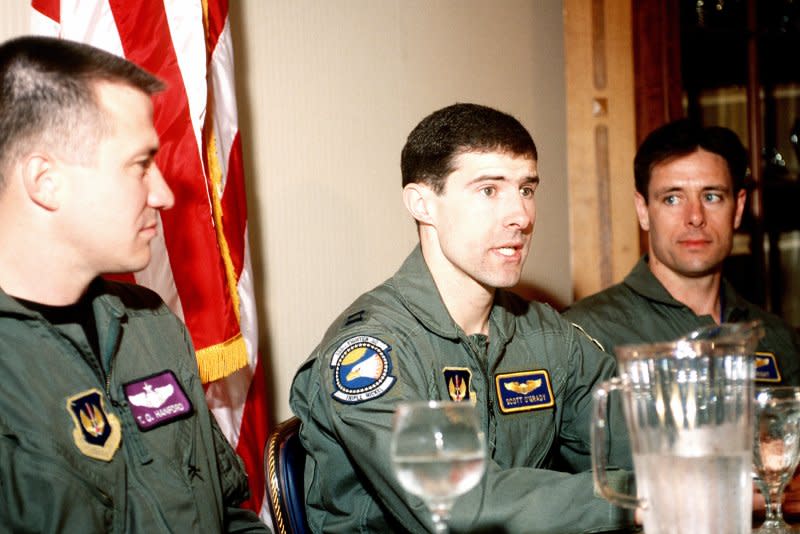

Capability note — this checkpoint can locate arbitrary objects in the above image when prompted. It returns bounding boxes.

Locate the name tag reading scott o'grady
[124,370,194,431]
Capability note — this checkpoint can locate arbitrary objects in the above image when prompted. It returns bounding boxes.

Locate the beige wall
[1,1,570,422]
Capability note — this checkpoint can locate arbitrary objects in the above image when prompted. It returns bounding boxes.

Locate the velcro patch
[330,335,396,404]
[124,370,193,431]
[755,352,781,383]
[495,370,554,414]
[66,388,121,462]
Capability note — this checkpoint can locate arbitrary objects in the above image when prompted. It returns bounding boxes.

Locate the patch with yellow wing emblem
[495,370,554,414]
[755,352,781,383]
[66,388,121,461]
[443,367,474,402]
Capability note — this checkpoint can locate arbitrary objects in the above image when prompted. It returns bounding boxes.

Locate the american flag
[30,0,271,522]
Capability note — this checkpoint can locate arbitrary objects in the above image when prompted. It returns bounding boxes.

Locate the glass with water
[591,321,763,534]
[390,400,486,534]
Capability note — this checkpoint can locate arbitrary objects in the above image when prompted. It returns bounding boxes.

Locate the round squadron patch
[330,335,396,404]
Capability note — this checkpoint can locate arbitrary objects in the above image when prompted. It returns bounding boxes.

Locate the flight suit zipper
[464,333,496,454]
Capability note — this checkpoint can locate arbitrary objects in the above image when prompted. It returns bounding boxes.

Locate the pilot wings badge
[66,388,121,462]
[504,378,541,395]
[128,383,174,408]
[495,370,554,414]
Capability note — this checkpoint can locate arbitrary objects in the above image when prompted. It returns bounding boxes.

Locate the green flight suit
[0,279,270,533]
[290,246,635,533]
[563,255,800,385]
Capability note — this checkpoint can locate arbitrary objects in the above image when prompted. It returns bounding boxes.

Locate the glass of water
[753,386,800,534]
[390,400,486,533]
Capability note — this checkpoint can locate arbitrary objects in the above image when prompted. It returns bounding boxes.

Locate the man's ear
[733,188,747,230]
[402,182,436,225]
[634,192,650,232]
[21,154,60,211]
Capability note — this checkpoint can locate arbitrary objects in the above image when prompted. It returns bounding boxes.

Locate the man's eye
[663,195,679,205]
[135,160,152,174]
[481,186,495,197]
[704,193,722,202]
[520,186,535,198]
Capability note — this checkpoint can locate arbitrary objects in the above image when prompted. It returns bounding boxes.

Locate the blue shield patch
[66,388,121,461]
[330,335,396,404]
[755,352,781,383]
[495,370,554,414]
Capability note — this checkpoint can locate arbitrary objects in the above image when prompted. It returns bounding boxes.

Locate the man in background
[564,119,800,383]
[291,103,635,533]
[0,36,269,532]
[563,118,800,517]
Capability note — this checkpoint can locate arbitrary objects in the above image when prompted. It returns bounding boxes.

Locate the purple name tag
[124,370,193,431]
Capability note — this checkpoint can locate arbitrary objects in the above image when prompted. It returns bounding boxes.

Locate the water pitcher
[591,321,763,534]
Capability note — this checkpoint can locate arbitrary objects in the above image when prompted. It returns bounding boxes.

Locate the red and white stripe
[31,0,270,522]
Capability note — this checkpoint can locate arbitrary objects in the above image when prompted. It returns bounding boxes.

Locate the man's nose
[147,165,175,210]
[504,194,534,230]
[686,198,706,227]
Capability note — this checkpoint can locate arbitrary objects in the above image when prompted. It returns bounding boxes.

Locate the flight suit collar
[392,246,516,344]
[0,278,128,364]
[0,278,127,320]
[624,255,750,321]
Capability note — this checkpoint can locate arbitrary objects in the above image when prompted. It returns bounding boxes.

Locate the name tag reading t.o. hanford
[124,370,194,431]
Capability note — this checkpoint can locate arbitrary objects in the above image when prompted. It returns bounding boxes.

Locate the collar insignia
[124,370,194,431]
[443,367,474,402]
[66,388,121,462]
[331,335,396,404]
[495,370,554,414]
[755,352,781,383]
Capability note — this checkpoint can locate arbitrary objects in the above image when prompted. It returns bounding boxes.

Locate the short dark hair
[0,35,164,189]
[633,119,749,200]
[401,103,538,194]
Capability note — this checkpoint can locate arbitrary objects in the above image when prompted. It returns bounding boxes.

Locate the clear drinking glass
[753,386,800,534]
[390,400,486,534]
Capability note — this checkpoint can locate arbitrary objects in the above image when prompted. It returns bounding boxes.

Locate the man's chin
[489,273,523,290]
[106,258,151,277]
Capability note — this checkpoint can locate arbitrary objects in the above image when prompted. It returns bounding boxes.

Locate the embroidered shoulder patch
[755,352,781,383]
[124,370,194,431]
[330,335,396,404]
[495,370,554,414]
[443,367,474,402]
[66,388,121,462]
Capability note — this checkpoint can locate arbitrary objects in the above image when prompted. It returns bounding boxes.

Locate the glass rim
[614,320,765,361]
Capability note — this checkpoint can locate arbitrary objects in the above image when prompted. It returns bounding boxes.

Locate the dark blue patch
[495,370,554,414]
[755,352,781,383]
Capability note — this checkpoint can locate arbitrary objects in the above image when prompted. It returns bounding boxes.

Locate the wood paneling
[564,0,640,299]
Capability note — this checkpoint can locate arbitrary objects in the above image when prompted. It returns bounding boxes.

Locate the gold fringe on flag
[196,333,249,383]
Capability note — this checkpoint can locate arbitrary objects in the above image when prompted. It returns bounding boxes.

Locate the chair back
[265,416,309,534]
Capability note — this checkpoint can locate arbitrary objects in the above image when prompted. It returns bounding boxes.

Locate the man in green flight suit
[563,118,800,519]
[0,36,270,533]
[290,103,636,533]
[564,120,800,385]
